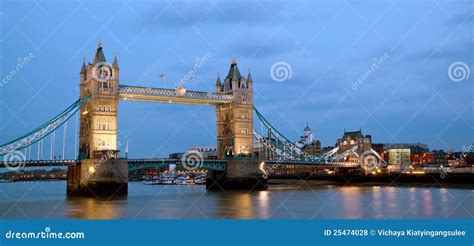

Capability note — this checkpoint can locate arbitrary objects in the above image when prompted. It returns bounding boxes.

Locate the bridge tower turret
[78,41,119,160]
[215,72,222,92]
[210,59,267,190]
[215,58,253,159]
[68,41,127,196]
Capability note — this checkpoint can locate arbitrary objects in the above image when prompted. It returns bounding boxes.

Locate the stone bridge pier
[206,158,267,190]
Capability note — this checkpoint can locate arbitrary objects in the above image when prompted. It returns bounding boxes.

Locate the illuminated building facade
[387,148,411,166]
[336,129,372,154]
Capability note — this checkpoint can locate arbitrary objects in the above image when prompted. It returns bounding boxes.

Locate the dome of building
[304,123,311,131]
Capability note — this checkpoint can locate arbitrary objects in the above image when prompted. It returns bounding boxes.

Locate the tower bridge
[0,42,372,196]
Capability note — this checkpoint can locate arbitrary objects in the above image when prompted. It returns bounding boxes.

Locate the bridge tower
[208,59,267,190]
[67,41,128,196]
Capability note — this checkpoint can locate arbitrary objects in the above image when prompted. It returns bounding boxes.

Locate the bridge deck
[119,85,233,105]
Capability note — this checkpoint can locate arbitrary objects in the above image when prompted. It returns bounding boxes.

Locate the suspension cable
[0,96,90,156]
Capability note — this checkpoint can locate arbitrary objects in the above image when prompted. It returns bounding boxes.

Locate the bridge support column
[67,158,128,196]
[206,159,267,191]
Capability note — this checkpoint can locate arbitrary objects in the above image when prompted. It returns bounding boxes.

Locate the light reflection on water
[0,181,472,219]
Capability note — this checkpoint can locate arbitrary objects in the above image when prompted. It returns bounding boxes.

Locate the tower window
[98,123,111,131]
[98,82,111,89]
[97,105,112,112]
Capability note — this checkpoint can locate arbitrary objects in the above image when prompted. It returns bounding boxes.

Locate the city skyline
[1,0,472,159]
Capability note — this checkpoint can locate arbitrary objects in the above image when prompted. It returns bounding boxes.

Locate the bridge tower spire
[215,72,222,92]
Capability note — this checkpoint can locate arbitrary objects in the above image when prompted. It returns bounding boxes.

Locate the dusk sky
[0,0,473,159]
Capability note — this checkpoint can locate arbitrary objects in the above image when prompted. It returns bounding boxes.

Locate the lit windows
[98,81,111,89]
[97,137,111,147]
[240,128,249,135]
[97,105,113,112]
[98,123,111,131]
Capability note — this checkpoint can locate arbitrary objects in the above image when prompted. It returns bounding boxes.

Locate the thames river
[0,181,472,219]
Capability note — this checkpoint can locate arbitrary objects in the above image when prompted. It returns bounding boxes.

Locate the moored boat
[160,174,176,184]
[142,176,161,185]
[194,175,206,184]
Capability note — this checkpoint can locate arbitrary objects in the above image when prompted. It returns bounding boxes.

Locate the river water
[0,181,472,219]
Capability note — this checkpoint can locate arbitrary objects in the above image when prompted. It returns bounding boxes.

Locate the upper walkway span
[119,85,234,105]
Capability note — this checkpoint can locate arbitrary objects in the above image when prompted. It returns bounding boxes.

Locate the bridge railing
[127,158,227,171]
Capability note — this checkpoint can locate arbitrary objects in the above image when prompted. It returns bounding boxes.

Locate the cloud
[140,1,290,29]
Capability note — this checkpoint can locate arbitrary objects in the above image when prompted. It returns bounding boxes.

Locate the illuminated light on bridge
[88,166,96,174]
[175,86,186,96]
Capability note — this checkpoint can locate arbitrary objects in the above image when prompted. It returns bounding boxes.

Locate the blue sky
[0,0,473,159]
